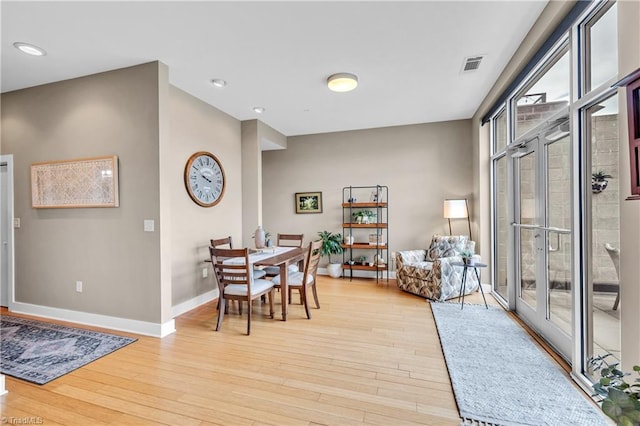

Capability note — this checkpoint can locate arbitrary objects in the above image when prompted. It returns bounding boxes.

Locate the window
[583,2,618,93]
[494,109,508,154]
[514,47,570,139]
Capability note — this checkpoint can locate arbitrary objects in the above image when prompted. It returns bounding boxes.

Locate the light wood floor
[0,277,554,425]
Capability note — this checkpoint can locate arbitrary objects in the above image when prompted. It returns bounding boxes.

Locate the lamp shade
[443,199,468,219]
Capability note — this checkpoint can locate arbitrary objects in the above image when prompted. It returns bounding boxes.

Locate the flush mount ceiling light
[210,79,227,88]
[13,42,46,56]
[252,106,265,114]
[327,73,358,92]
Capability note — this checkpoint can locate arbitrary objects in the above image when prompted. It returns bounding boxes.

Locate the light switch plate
[13,218,20,228]
[144,220,154,232]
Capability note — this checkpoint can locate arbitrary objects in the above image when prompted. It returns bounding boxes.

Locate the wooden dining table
[222,246,306,321]
[254,246,306,321]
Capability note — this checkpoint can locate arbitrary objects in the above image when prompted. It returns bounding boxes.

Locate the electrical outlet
[76,281,83,293]
[202,268,208,278]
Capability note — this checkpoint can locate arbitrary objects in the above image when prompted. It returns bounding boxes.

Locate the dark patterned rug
[0,315,136,385]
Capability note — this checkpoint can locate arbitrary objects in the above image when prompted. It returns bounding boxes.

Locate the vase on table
[254,225,266,249]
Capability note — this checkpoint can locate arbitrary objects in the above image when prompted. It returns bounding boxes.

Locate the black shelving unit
[341,185,389,283]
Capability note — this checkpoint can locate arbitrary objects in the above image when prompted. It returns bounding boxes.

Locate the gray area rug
[430,302,608,426]
[0,315,136,385]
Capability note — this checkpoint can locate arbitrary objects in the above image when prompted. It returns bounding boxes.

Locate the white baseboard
[171,289,218,318]
[9,302,175,338]
[481,283,492,293]
[0,374,7,396]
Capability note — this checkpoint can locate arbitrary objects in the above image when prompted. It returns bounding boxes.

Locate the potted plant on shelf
[318,230,343,278]
[592,170,613,194]
[352,209,376,224]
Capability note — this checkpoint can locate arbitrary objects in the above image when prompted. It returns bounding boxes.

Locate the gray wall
[168,86,243,307]
[1,62,164,323]
[262,120,475,268]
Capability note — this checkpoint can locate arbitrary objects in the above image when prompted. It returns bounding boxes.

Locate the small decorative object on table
[460,249,475,265]
[592,170,612,194]
[254,225,266,248]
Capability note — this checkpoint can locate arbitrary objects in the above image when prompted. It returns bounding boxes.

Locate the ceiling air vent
[462,55,483,72]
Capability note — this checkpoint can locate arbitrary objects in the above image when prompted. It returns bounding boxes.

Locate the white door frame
[1,154,15,310]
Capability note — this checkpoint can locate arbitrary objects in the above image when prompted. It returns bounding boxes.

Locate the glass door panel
[513,125,573,360]
[585,94,621,364]
[494,155,508,299]
[546,134,572,336]
[518,150,537,310]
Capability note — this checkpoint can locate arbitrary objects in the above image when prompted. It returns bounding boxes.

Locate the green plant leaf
[602,399,623,419]
[610,388,631,402]
[619,415,635,426]
[627,409,640,422]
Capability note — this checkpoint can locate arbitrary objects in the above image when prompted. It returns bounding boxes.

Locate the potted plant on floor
[318,230,343,278]
[588,354,640,425]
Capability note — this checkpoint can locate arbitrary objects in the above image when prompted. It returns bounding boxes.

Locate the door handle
[548,232,561,252]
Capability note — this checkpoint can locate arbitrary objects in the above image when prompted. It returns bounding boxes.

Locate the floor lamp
[443,199,472,240]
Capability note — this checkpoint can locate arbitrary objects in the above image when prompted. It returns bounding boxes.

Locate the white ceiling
[1,1,548,137]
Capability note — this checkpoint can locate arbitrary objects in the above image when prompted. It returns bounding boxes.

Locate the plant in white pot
[460,249,475,265]
[352,209,376,224]
[318,230,343,278]
[592,170,613,194]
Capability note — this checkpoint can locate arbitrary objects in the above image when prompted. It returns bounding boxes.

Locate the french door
[512,120,573,360]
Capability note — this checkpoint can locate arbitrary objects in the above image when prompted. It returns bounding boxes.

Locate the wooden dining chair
[211,236,267,279]
[264,233,304,276]
[264,233,305,302]
[209,247,275,335]
[271,239,322,319]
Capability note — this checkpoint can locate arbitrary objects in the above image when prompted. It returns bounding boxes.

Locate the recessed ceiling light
[13,42,46,56]
[327,73,358,92]
[252,106,265,114]
[210,79,227,88]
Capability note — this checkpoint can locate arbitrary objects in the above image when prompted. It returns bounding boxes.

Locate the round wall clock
[184,151,226,207]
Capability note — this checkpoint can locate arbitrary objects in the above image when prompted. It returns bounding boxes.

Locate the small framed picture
[370,190,379,203]
[295,192,323,214]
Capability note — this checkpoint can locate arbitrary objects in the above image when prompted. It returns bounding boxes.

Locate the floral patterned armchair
[395,235,480,301]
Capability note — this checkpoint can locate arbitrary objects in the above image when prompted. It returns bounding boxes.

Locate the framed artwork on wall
[31,155,119,208]
[295,191,322,214]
